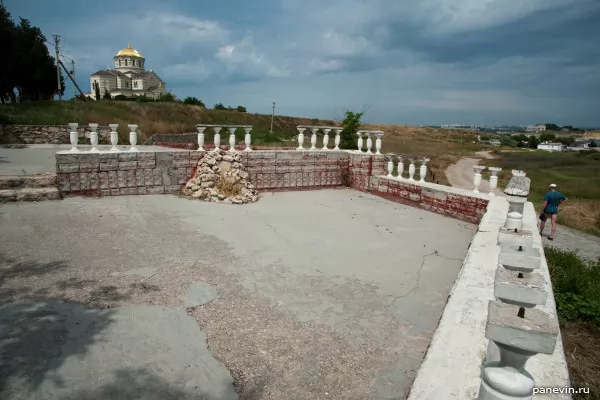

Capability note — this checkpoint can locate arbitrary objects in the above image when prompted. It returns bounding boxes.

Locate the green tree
[539,132,557,142]
[103,89,111,100]
[556,136,575,146]
[93,82,100,101]
[545,123,560,131]
[339,110,365,150]
[527,135,540,148]
[158,92,176,102]
[183,96,205,107]
[235,105,247,112]
[0,5,64,102]
[213,103,227,110]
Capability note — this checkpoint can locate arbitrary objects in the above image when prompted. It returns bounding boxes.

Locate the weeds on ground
[546,247,600,398]
[214,175,242,197]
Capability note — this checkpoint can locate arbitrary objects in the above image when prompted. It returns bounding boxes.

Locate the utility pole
[270,101,275,133]
[58,60,86,100]
[53,34,62,100]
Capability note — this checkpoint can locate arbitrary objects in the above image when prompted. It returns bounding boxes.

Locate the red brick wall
[348,153,387,192]
[369,176,489,224]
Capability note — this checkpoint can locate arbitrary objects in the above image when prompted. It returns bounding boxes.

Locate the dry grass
[215,175,243,197]
[562,323,600,399]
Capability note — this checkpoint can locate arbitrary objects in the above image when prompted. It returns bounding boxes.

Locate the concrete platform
[0,190,476,399]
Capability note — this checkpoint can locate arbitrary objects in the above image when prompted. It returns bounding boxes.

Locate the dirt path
[445,152,600,261]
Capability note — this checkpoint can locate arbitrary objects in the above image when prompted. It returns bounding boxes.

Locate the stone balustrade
[195,124,253,152]
[384,154,430,182]
[356,130,384,154]
[68,123,140,153]
[470,165,504,197]
[296,126,343,151]
[478,174,559,400]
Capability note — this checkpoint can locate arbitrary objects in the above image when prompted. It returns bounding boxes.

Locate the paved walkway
[445,153,600,262]
[0,190,476,400]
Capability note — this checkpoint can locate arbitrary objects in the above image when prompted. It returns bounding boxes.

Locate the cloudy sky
[5,0,600,127]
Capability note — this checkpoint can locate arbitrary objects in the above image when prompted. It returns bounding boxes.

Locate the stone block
[172,159,190,168]
[499,243,541,271]
[137,186,147,195]
[156,152,174,168]
[79,173,90,190]
[98,172,109,189]
[165,184,182,193]
[119,161,137,170]
[118,152,138,162]
[152,169,163,185]
[144,169,153,185]
[99,161,118,171]
[58,163,79,173]
[260,151,276,159]
[172,151,191,160]
[79,162,99,172]
[135,170,145,186]
[137,159,156,169]
[120,187,137,195]
[99,153,119,162]
[147,186,165,194]
[56,153,89,164]
[57,174,70,192]
[504,176,531,197]
[494,267,548,307]
[101,189,111,197]
[108,171,118,189]
[485,300,558,355]
[137,152,156,161]
[110,189,120,196]
[497,228,534,246]
[69,173,80,191]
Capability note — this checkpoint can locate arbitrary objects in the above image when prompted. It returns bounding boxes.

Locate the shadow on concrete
[0,156,8,164]
[57,368,228,400]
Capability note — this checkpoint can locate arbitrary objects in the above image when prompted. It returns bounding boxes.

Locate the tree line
[0,4,64,103]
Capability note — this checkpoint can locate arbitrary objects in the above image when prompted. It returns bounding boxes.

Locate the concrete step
[0,173,57,189]
[0,188,61,202]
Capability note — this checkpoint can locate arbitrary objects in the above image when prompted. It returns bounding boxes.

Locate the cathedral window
[125,59,128,66]
[118,60,121,66]
[134,81,138,88]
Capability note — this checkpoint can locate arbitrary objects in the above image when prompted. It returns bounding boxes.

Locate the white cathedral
[87,43,168,100]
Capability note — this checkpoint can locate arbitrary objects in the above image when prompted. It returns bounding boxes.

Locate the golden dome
[115,43,143,58]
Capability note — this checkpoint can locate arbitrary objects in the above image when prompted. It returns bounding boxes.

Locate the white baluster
[310,128,318,151]
[408,160,416,181]
[322,128,330,150]
[488,167,502,196]
[128,124,139,152]
[334,129,342,150]
[213,126,222,150]
[109,123,119,152]
[244,127,252,151]
[196,125,206,151]
[228,127,237,152]
[397,157,404,179]
[68,123,79,152]
[89,123,100,153]
[297,127,306,150]
[387,159,394,178]
[419,158,429,183]
[473,165,486,193]
[375,132,383,155]
[366,133,373,154]
[357,131,364,153]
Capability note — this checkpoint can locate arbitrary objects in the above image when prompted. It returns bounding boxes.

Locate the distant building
[527,124,547,133]
[537,142,564,152]
[86,43,167,100]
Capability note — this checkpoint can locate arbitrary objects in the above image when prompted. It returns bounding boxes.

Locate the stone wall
[54,149,488,224]
[0,125,111,144]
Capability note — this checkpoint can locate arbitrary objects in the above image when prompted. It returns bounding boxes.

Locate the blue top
[544,191,566,214]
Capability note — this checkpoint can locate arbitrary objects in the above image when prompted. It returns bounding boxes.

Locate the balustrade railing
[196,124,252,152]
[471,164,504,197]
[68,123,139,153]
[296,126,343,151]
[384,154,429,182]
[478,174,560,400]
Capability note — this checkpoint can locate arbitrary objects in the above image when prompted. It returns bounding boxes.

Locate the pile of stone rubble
[182,149,259,204]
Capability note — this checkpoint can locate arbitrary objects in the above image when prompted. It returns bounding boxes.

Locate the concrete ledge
[407,196,570,399]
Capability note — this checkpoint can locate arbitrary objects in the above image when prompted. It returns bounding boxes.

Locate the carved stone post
[213,126,222,150]
[473,165,486,193]
[109,123,119,152]
[244,127,252,151]
[68,123,79,152]
[498,175,534,246]
[387,155,394,178]
[357,131,364,153]
[310,128,318,151]
[128,124,139,152]
[375,132,383,155]
[419,158,429,183]
[488,167,502,196]
[334,129,342,150]
[196,125,206,151]
[228,127,237,152]
[408,160,416,181]
[397,157,404,180]
[366,133,373,154]
[322,128,330,150]
[297,127,306,150]
[89,123,100,153]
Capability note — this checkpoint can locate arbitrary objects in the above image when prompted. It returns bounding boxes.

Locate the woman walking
[539,183,567,240]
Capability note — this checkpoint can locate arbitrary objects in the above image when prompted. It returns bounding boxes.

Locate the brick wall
[54,149,488,223]
[369,176,489,224]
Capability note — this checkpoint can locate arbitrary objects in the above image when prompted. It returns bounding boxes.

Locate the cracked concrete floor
[0,189,476,399]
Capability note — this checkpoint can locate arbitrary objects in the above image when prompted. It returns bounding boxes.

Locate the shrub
[183,97,205,107]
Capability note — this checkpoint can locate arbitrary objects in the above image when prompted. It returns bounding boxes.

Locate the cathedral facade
[87,44,168,100]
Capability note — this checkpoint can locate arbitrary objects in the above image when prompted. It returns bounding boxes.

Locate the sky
[5,0,600,127]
